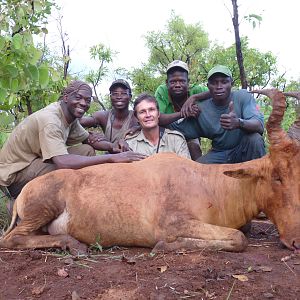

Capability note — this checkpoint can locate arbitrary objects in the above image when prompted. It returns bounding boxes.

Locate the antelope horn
[251,89,290,148]
[283,91,300,143]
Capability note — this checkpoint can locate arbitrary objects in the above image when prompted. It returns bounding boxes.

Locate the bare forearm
[159,112,182,126]
[52,154,114,169]
[240,119,264,134]
[80,116,97,128]
[190,91,211,101]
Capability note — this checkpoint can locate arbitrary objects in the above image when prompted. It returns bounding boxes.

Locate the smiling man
[0,80,146,200]
[168,65,266,164]
[125,93,190,159]
[80,79,138,152]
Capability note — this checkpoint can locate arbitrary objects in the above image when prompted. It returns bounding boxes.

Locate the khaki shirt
[0,102,89,186]
[125,128,191,159]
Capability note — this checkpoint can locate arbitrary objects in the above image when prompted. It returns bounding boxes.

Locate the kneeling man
[125,93,191,159]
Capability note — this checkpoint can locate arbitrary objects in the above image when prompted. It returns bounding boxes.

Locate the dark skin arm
[158,105,203,126]
[52,150,147,169]
[220,102,264,134]
[181,91,211,117]
[80,111,108,131]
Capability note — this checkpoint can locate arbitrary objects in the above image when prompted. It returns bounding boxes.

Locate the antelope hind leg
[0,233,87,256]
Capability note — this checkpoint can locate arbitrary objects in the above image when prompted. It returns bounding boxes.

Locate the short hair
[133,93,159,117]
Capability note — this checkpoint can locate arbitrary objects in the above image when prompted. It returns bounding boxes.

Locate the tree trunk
[231,0,248,89]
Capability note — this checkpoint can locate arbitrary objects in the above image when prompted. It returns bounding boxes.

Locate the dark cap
[109,79,131,93]
[207,65,232,80]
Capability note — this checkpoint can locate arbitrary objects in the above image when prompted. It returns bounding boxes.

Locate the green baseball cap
[207,65,232,80]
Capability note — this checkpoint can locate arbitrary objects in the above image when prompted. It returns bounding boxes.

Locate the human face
[65,87,92,121]
[110,86,131,110]
[166,71,189,98]
[135,100,160,130]
[207,75,232,105]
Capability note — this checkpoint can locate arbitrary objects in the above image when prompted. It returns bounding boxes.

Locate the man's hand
[116,139,131,152]
[220,101,239,130]
[181,95,201,118]
[110,151,147,163]
[87,132,108,144]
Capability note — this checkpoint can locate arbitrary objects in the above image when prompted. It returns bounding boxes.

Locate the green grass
[0,191,11,233]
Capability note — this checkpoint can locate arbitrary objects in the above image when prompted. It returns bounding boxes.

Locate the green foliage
[0,0,67,125]
[130,64,165,96]
[85,43,116,110]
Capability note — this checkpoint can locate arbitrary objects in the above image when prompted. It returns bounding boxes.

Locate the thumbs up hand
[220,101,239,130]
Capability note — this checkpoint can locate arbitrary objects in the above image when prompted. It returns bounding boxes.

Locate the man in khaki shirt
[0,81,146,199]
[125,93,191,159]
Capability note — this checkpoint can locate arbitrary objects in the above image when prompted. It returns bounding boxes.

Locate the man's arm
[159,112,182,126]
[80,111,108,131]
[181,91,211,117]
[220,93,264,134]
[52,151,147,169]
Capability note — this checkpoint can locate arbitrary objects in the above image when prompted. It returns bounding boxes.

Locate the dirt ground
[0,220,299,300]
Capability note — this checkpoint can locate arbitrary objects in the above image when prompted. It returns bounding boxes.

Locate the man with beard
[155,60,209,160]
[0,81,146,201]
[168,65,266,164]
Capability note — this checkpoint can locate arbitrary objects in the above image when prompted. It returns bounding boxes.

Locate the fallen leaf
[232,274,248,282]
[259,266,272,272]
[57,268,69,278]
[31,285,45,296]
[157,265,168,273]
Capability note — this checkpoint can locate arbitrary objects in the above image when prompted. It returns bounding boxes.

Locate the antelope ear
[224,167,260,179]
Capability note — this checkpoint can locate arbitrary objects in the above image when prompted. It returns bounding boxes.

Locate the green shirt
[169,89,264,151]
[155,83,208,114]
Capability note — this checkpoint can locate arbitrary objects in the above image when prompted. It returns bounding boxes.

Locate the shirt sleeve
[168,118,202,140]
[39,123,69,161]
[172,134,191,159]
[67,120,89,145]
[189,84,209,95]
[155,84,169,113]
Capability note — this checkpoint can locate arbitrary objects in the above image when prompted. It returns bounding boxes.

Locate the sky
[46,0,300,92]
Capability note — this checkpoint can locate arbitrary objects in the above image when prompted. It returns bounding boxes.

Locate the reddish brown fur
[1,90,300,254]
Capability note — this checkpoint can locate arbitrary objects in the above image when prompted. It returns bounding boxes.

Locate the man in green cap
[168,65,266,164]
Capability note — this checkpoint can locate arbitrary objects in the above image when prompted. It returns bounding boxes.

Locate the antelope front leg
[152,221,248,253]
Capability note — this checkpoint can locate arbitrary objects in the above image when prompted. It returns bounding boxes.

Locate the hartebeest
[1,89,299,254]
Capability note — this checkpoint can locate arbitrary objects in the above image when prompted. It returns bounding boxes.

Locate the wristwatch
[238,118,245,129]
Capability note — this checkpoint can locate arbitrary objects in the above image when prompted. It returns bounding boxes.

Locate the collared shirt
[125,128,191,159]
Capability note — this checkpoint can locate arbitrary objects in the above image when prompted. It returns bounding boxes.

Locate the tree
[84,43,116,111]
[231,0,248,88]
[0,0,65,124]
[131,12,210,94]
